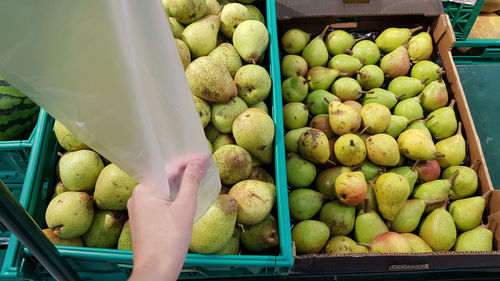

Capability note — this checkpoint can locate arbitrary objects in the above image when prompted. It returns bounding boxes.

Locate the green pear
[335,171,367,206]
[361,161,380,181]
[307,90,340,116]
[365,134,400,166]
[193,96,211,128]
[117,220,132,250]
[307,67,340,91]
[204,123,221,143]
[286,153,317,188]
[208,43,242,78]
[281,54,308,78]
[411,60,441,85]
[169,0,207,25]
[398,129,437,160]
[360,103,391,134]
[250,101,268,114]
[233,20,269,63]
[212,134,235,151]
[334,134,366,166]
[214,228,240,255]
[375,173,410,221]
[391,199,445,233]
[235,64,271,105]
[232,108,275,164]
[449,195,487,232]
[83,210,127,249]
[421,78,448,112]
[405,119,432,138]
[389,166,418,193]
[241,214,279,252]
[213,144,252,185]
[442,164,479,200]
[354,202,389,243]
[281,28,311,55]
[283,102,309,130]
[376,26,423,53]
[54,121,89,151]
[356,65,385,90]
[229,180,276,225]
[419,207,457,251]
[359,232,411,253]
[220,3,249,38]
[413,171,458,213]
[401,233,433,253]
[408,30,433,62]
[186,56,237,102]
[325,235,369,254]
[362,88,400,109]
[58,150,104,191]
[94,164,138,211]
[454,226,493,251]
[289,189,324,220]
[349,40,380,65]
[211,96,248,133]
[162,0,171,16]
[52,181,69,199]
[315,166,351,199]
[331,77,364,106]
[387,115,424,138]
[205,0,221,14]
[169,17,185,39]
[328,54,363,76]
[297,128,330,164]
[425,99,458,140]
[284,127,310,153]
[246,5,264,23]
[292,220,330,254]
[380,46,411,79]
[319,200,355,235]
[301,26,329,67]
[190,194,238,254]
[310,114,334,138]
[182,14,220,58]
[435,122,466,168]
[388,76,427,100]
[326,30,355,56]
[281,76,308,103]
[42,229,84,247]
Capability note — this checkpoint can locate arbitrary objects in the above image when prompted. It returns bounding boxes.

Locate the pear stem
[386,220,392,229]
[426,26,431,33]
[437,70,446,83]
[363,198,371,213]
[319,25,329,40]
[359,90,374,94]
[408,116,425,123]
[345,49,354,55]
[323,97,331,104]
[339,71,351,77]
[355,36,366,42]
[423,198,447,206]
[425,115,435,123]
[438,198,449,209]
[449,99,456,109]
[434,152,446,158]
[350,162,365,171]
[421,77,430,85]
[395,93,406,100]
[358,125,370,135]
[57,152,64,157]
[385,74,391,78]
[417,92,424,100]
[359,58,366,65]
[447,170,460,184]
[369,172,380,185]
[250,58,257,65]
[412,159,421,171]
[356,242,372,249]
[456,122,462,136]
[482,190,492,200]
[238,223,246,233]
[409,26,424,34]
[216,5,224,16]
[327,160,337,166]
[470,159,481,171]
[305,102,315,110]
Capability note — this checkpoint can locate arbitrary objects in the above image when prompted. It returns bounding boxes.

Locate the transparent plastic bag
[0,0,220,220]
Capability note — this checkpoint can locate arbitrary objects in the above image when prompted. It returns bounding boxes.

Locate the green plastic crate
[442,0,486,40]
[16,1,293,279]
[453,38,500,63]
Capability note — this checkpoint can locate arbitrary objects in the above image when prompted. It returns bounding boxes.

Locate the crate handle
[484,48,500,59]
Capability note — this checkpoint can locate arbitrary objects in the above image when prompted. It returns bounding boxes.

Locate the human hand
[127,159,206,281]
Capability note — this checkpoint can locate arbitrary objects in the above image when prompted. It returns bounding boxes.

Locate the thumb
[174,159,205,207]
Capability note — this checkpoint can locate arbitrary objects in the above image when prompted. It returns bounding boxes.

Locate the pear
[286,153,317,188]
[117,221,132,250]
[205,0,221,15]
[235,65,271,105]
[405,119,432,138]
[248,167,273,184]
[281,28,311,55]
[387,76,427,100]
[307,67,340,91]
[42,229,84,247]
[163,0,171,16]
[213,144,252,185]
[391,198,445,233]
[375,26,423,53]
[319,200,356,235]
[281,55,308,78]
[335,171,367,206]
[359,103,391,134]
[58,150,104,191]
[358,232,411,253]
[283,102,309,130]
[169,0,207,25]
[348,40,381,65]
[54,121,89,151]
[443,163,479,200]
[83,210,127,249]
[421,78,448,112]
[398,129,438,160]
[435,122,466,168]
[307,90,340,116]
[186,56,237,102]
[328,100,362,135]
[449,194,487,232]
[356,65,385,90]
[419,206,457,251]
[425,99,458,140]
[232,108,275,164]
[380,46,411,79]
[362,88,401,110]
[354,202,389,243]
[169,17,185,39]
[94,164,138,211]
[315,166,351,199]
[389,166,418,193]
[401,233,433,253]
[282,76,308,103]
[233,20,269,64]
[284,127,310,153]
[229,180,276,225]
[289,189,324,220]
[414,159,441,182]
[387,115,424,138]
[334,134,366,166]
[365,134,400,166]
[211,97,248,133]
[182,14,220,58]
[246,5,264,23]
[241,214,279,252]
[326,30,355,56]
[220,3,249,38]
[328,54,363,76]
[193,96,210,127]
[208,43,242,78]
[298,128,330,164]
[375,173,410,221]
[251,101,268,114]
[355,182,378,212]
[292,220,330,254]
[52,181,69,199]
[413,171,458,213]
[310,114,334,138]
[214,228,240,255]
[411,60,442,84]
[325,236,369,254]
[454,226,493,251]
[190,194,238,254]
[204,123,221,143]
[408,30,433,62]
[331,77,364,101]
[212,134,235,151]
[301,26,329,67]
[360,161,380,181]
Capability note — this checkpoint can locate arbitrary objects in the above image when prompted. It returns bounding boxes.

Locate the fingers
[174,159,205,207]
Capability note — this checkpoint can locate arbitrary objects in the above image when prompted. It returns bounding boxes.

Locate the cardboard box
[276,0,500,275]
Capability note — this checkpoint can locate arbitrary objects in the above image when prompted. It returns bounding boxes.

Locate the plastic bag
[0,0,221,220]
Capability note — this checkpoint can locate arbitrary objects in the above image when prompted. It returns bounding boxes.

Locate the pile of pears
[280,26,494,255]
[43,121,136,250]
[168,0,281,255]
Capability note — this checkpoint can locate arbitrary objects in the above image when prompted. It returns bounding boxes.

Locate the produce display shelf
[442,0,486,40]
[453,38,500,63]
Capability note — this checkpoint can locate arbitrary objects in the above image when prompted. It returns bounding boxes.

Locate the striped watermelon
[0,77,39,141]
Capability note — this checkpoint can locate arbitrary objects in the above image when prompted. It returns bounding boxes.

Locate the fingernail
[190,159,204,172]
